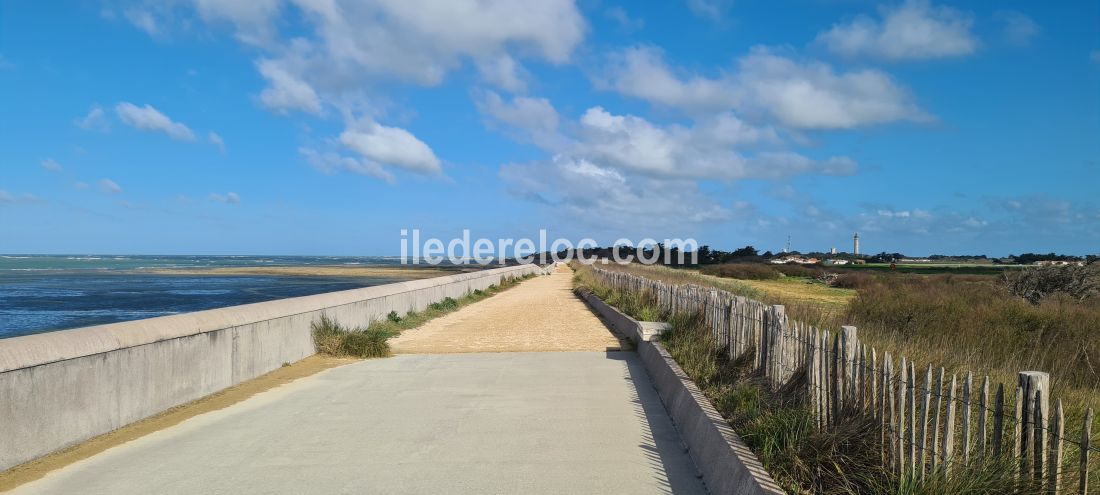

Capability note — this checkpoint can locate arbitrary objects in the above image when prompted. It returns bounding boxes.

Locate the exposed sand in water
[390,265,629,353]
[0,355,355,492]
[142,265,465,278]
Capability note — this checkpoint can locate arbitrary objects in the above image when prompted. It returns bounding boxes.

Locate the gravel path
[390,265,628,354]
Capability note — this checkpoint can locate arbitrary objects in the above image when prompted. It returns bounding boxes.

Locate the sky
[1,0,1098,257]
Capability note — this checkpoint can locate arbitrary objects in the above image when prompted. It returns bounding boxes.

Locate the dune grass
[575,263,1098,493]
[311,272,537,358]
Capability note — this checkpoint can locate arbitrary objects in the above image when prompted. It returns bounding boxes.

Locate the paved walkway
[9,268,705,494]
[390,265,629,353]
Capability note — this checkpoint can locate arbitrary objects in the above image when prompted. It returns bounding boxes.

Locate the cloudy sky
[1,0,1098,256]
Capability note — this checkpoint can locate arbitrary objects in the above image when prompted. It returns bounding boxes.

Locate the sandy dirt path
[390,265,628,353]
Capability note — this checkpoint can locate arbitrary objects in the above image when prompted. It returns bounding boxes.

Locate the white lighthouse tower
[853,233,860,256]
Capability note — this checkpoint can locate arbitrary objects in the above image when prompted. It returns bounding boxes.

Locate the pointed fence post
[943,374,957,475]
[1018,372,1050,481]
[978,376,989,462]
[920,364,933,480]
[1081,408,1092,495]
[963,371,973,467]
[1048,399,1063,494]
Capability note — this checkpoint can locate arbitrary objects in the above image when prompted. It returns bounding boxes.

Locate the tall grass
[574,263,1095,493]
[312,272,537,358]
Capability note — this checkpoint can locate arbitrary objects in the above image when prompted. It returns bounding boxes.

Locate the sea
[0,255,417,339]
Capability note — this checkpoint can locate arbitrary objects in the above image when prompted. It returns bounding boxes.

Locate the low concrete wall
[580,290,784,495]
[0,263,546,471]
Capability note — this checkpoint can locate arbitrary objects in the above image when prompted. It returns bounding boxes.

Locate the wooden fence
[589,266,1097,493]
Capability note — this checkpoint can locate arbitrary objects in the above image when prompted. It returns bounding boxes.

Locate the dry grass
[582,262,1100,491]
[700,263,781,280]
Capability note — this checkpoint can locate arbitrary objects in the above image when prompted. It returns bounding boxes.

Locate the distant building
[830,247,837,255]
[1033,260,1085,267]
[823,259,849,266]
[853,233,860,256]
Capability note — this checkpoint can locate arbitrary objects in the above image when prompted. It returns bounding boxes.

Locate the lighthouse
[853,233,860,256]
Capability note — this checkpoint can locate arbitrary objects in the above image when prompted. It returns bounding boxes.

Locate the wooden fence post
[1015,386,1025,480]
[1049,399,1063,494]
[897,356,907,477]
[978,376,989,462]
[1018,371,1050,480]
[931,367,945,473]
[943,374,957,474]
[1081,407,1092,495]
[992,383,1005,457]
[908,362,917,474]
[963,371,972,467]
[920,364,932,480]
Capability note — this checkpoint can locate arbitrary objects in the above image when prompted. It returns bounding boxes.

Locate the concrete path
[9,267,706,494]
[390,265,629,353]
[11,353,705,494]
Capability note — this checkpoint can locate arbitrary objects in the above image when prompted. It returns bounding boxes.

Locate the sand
[390,265,629,353]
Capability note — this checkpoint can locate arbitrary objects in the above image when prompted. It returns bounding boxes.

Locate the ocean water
[0,255,413,339]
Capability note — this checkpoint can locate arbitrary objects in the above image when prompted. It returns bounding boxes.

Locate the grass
[311,272,537,358]
[575,263,1098,493]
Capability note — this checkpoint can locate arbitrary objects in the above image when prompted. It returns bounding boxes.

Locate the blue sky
[1,0,1098,256]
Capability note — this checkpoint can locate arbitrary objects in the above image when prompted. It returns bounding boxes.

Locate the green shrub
[387,310,402,323]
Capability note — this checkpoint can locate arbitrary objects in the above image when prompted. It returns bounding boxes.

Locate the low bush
[311,315,394,358]
[829,271,878,290]
[1002,263,1099,304]
[701,263,780,280]
[772,264,824,278]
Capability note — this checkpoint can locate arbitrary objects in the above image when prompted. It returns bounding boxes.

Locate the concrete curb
[579,290,784,495]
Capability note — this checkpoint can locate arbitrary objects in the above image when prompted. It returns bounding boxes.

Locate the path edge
[579,290,785,495]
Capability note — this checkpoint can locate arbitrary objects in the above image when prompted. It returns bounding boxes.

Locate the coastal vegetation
[574,261,1099,493]
[311,273,536,358]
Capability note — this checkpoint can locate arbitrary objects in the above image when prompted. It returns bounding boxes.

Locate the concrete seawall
[0,264,545,471]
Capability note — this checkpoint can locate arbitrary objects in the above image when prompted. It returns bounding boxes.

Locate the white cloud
[0,190,41,205]
[603,46,737,114]
[209,192,241,204]
[475,55,528,93]
[256,58,323,114]
[98,179,122,194]
[685,0,732,21]
[995,11,1039,46]
[122,0,588,184]
[734,48,929,129]
[208,132,225,152]
[816,0,977,61]
[40,158,64,173]
[485,99,850,182]
[299,147,394,183]
[124,8,158,35]
[500,156,732,229]
[74,106,109,131]
[114,103,196,141]
[339,122,442,175]
[475,91,565,149]
[602,46,928,129]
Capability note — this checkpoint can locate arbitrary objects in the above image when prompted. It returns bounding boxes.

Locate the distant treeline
[534,244,1098,266]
